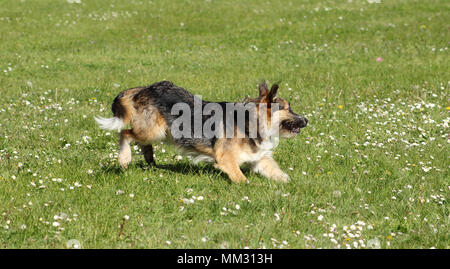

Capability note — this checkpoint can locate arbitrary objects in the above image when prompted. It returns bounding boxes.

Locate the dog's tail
[94,90,136,132]
[94,116,124,132]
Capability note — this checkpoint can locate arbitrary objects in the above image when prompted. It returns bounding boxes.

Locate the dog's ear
[259,81,269,97]
[268,83,279,101]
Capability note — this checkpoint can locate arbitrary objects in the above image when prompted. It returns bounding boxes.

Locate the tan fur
[119,87,142,125]
[130,106,167,143]
[213,138,249,183]
[118,129,134,168]
[211,125,278,183]
[251,156,290,182]
[116,88,168,168]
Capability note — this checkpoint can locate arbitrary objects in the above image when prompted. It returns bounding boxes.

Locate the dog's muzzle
[282,116,308,134]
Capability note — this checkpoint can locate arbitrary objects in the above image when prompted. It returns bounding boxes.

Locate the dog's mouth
[291,126,301,134]
[281,121,302,134]
[281,117,307,135]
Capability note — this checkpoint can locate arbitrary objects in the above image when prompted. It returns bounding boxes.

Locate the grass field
[0,0,448,249]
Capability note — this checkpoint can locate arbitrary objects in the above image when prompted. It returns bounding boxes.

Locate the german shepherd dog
[95,81,307,183]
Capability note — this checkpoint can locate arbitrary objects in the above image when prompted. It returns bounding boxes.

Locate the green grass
[0,0,448,249]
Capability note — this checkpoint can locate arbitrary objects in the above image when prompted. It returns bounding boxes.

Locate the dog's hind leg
[141,144,156,166]
[119,129,134,169]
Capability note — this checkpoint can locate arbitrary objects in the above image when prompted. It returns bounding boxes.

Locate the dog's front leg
[252,156,290,183]
[214,153,248,184]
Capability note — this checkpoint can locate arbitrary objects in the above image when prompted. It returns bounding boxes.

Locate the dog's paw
[118,155,132,169]
[232,175,249,184]
[272,172,290,183]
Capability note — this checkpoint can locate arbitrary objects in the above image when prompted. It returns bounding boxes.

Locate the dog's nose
[300,117,308,128]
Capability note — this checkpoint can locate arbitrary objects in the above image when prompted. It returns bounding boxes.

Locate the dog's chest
[238,139,275,164]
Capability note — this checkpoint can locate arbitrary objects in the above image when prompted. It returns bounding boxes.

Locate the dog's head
[245,81,308,138]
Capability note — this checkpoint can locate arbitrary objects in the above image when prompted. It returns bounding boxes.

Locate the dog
[95,80,307,183]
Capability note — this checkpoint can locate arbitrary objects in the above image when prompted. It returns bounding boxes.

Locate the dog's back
[96,81,192,137]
